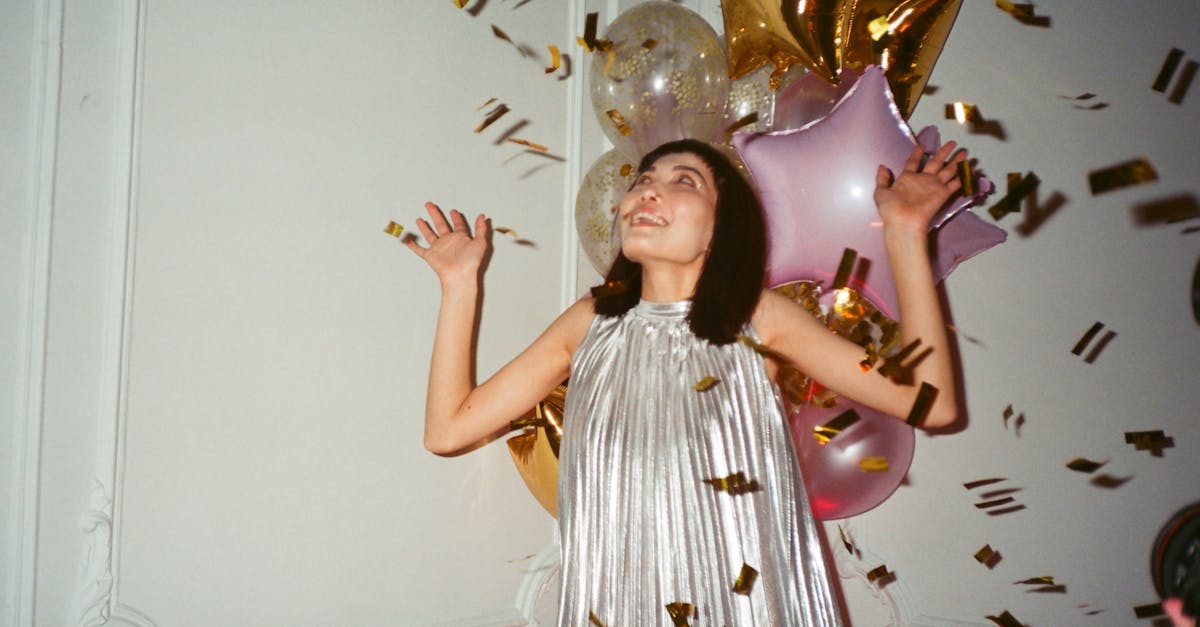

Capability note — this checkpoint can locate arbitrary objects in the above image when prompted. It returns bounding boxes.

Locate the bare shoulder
[554,296,598,355]
[751,288,821,346]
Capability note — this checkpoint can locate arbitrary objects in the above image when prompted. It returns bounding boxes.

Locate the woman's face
[616,152,718,268]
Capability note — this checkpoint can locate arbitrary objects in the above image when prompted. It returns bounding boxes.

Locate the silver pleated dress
[557,300,845,626]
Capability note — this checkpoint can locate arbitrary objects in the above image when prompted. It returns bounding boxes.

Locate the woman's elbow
[424,432,460,456]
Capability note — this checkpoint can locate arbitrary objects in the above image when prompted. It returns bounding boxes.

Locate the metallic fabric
[557,300,845,626]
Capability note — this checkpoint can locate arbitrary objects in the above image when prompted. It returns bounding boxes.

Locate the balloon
[732,65,1002,317]
[771,67,858,133]
[720,63,777,139]
[774,280,914,520]
[575,149,636,274]
[838,0,964,118]
[589,1,728,161]
[719,0,830,88]
[507,383,567,517]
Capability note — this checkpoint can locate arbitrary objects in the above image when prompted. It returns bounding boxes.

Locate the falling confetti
[605,109,633,136]
[693,376,720,392]
[665,602,695,626]
[383,221,404,238]
[988,172,1040,220]
[545,45,561,74]
[702,472,761,495]
[732,563,758,595]
[475,103,511,133]
[814,409,861,444]
[1088,158,1158,195]
[1066,458,1106,473]
[985,610,1025,627]
[905,382,939,427]
[505,138,549,152]
[859,457,889,472]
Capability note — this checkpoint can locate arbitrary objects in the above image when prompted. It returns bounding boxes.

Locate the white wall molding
[6,1,64,626]
[68,0,153,625]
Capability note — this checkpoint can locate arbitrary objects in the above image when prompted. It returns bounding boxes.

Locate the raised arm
[406,202,592,456]
[757,142,965,429]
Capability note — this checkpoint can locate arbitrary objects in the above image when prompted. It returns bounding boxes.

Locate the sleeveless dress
[557,300,844,626]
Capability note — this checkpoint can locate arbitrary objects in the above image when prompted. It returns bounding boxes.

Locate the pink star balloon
[732,65,1004,317]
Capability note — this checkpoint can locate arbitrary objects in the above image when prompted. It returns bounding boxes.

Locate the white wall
[4,1,1198,626]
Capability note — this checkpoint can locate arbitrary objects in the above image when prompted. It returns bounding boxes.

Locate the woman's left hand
[873,141,967,235]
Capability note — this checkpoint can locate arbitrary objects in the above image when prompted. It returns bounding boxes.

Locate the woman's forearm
[423,278,481,453]
[884,225,958,428]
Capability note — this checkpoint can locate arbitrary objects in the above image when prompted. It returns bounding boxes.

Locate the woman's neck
[638,260,701,303]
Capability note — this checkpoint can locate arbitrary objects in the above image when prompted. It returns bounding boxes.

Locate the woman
[407,138,965,625]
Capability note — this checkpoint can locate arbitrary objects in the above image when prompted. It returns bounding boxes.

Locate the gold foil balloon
[837,0,964,117]
[575,149,635,275]
[507,383,567,517]
[590,1,729,160]
[720,0,830,88]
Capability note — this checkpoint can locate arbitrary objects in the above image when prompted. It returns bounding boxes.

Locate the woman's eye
[675,175,696,186]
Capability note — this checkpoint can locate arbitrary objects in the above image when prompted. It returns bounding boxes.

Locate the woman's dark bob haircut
[593,138,767,345]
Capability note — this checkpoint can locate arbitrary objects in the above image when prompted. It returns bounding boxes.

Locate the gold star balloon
[839,0,964,117]
[720,1,963,114]
[720,0,831,88]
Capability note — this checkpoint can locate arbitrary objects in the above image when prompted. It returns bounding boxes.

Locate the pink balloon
[733,65,1004,317]
[771,68,859,133]
[790,398,915,521]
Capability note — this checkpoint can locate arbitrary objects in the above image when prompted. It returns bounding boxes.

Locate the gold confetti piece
[1153,48,1186,92]
[838,525,856,554]
[867,16,890,41]
[665,601,695,626]
[1133,602,1165,618]
[474,103,511,133]
[642,39,659,50]
[495,226,520,238]
[975,544,997,564]
[1169,59,1197,104]
[589,280,630,299]
[619,163,634,177]
[1060,93,1097,100]
[544,45,561,74]
[832,248,857,291]
[859,457,889,472]
[452,0,468,8]
[905,382,938,427]
[693,376,720,392]
[877,337,927,383]
[736,334,793,366]
[505,137,549,152]
[1070,321,1107,357]
[1126,430,1175,454]
[957,160,976,197]
[814,409,861,445]
[985,610,1024,627]
[995,0,1048,26]
[383,221,404,238]
[577,12,611,53]
[1015,576,1055,585]
[866,564,891,583]
[588,611,606,627]
[491,24,513,44]
[605,109,632,136]
[975,496,1015,509]
[1088,158,1158,195]
[988,171,1039,220]
[732,563,758,595]
[945,102,983,125]
[724,112,760,139]
[964,477,1006,490]
[702,472,761,495]
[1066,458,1106,473]
[476,97,497,110]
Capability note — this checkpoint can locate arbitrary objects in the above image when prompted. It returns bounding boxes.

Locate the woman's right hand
[405,202,490,286]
